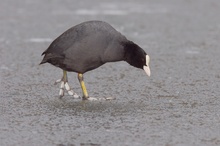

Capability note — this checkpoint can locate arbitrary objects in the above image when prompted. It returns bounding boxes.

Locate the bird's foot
[54,79,80,99]
[83,96,116,101]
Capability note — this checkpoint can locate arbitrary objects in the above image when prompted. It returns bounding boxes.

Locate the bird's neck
[123,41,142,69]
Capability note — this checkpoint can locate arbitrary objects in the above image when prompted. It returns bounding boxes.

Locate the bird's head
[123,41,151,76]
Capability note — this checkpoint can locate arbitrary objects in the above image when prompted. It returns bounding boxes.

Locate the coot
[40,20,150,100]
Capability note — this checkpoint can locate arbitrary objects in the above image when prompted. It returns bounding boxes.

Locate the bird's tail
[39,52,48,65]
[39,53,63,65]
[39,59,47,65]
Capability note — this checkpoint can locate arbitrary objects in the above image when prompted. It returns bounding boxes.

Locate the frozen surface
[1,0,220,146]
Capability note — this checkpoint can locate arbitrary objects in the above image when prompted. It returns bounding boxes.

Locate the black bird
[40,20,150,100]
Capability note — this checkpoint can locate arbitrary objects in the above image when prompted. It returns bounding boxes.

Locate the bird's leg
[77,73,90,100]
[55,70,80,98]
[77,73,116,101]
[77,73,99,101]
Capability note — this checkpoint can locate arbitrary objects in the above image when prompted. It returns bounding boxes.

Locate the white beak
[143,55,151,76]
[144,65,151,76]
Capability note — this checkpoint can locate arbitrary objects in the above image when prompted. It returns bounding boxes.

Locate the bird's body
[40,20,150,100]
[41,21,127,73]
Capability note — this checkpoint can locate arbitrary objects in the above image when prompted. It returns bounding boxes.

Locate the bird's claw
[54,79,62,85]
[56,79,80,99]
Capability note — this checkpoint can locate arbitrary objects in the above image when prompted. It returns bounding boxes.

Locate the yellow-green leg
[77,73,115,101]
[78,73,89,100]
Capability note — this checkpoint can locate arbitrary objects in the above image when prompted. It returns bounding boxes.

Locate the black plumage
[40,20,150,100]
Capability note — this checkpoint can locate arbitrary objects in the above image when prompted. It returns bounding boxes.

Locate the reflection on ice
[75,9,127,16]
[53,2,169,16]
[27,38,52,43]
[0,65,11,71]
[186,47,200,54]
